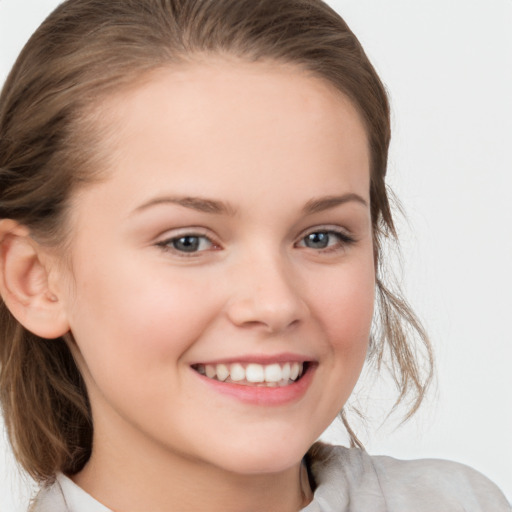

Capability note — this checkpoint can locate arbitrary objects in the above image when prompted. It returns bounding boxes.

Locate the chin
[206,435,313,476]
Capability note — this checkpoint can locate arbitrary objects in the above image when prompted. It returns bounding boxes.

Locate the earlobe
[0,219,70,339]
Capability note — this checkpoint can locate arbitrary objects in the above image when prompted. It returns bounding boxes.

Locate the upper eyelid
[154,229,220,253]
[152,224,356,246]
[296,225,355,240]
[157,233,212,243]
[155,227,215,242]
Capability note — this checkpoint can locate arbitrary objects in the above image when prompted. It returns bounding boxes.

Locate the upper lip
[190,353,316,366]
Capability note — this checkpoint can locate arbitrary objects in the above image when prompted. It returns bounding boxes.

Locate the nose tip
[227,297,305,333]
[225,263,309,333]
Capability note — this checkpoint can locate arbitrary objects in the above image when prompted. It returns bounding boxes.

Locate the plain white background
[1,0,511,510]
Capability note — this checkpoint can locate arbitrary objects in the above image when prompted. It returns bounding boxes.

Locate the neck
[73,412,312,512]
[75,452,310,512]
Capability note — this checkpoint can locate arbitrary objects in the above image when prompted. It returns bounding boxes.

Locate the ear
[0,220,70,339]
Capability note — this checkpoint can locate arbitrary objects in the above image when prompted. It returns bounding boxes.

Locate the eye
[157,234,216,254]
[297,229,354,251]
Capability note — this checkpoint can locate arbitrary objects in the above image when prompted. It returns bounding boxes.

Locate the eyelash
[295,228,356,253]
[155,232,218,256]
[155,227,356,257]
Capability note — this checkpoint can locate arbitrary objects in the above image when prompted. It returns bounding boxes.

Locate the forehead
[75,59,370,214]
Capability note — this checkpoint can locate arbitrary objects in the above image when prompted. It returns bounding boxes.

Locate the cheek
[65,261,220,385]
[315,261,375,351]
[317,264,375,410]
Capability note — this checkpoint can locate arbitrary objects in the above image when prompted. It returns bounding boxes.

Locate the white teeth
[195,361,306,386]
[246,364,265,383]
[216,363,229,382]
[282,363,291,380]
[230,363,245,382]
[264,363,283,383]
[205,365,216,379]
[290,362,300,380]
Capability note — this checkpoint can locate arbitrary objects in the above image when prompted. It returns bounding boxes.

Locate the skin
[48,59,375,511]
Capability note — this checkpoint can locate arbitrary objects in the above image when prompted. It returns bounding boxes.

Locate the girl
[0,0,509,510]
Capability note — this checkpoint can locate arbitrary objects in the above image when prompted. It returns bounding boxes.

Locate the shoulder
[29,479,68,512]
[30,473,112,512]
[371,452,510,511]
[306,443,511,512]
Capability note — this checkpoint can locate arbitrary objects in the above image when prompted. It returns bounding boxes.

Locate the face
[56,59,374,477]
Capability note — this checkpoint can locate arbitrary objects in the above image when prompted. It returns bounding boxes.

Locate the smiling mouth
[191,361,309,387]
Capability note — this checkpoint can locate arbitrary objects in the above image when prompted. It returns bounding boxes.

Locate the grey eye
[172,236,207,252]
[303,232,331,249]
[298,230,355,252]
[157,232,217,256]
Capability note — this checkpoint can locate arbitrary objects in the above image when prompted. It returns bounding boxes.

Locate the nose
[225,252,309,334]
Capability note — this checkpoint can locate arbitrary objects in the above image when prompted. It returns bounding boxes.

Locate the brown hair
[0,0,433,484]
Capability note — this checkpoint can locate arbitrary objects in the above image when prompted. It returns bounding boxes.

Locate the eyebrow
[302,193,368,215]
[133,196,237,216]
[133,192,368,216]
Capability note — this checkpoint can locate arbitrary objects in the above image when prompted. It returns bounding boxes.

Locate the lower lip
[193,364,316,406]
